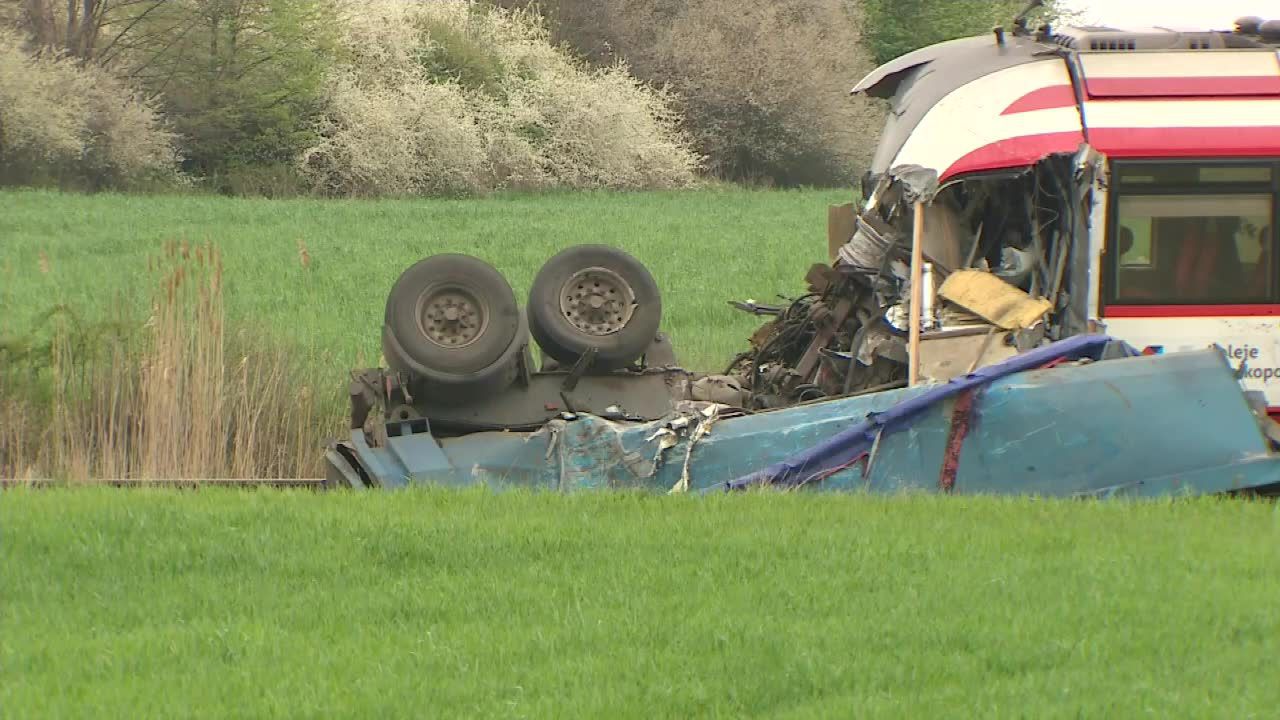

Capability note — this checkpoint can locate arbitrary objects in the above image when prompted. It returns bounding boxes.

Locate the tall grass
[0,241,330,480]
[1,187,847,479]
[1,188,842,375]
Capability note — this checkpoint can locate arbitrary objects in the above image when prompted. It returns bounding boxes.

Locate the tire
[382,254,526,395]
[527,245,662,371]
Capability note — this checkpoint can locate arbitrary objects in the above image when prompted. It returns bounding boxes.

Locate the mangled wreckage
[325,15,1280,497]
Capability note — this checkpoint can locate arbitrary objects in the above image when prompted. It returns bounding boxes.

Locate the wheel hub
[417,286,488,348]
[559,267,637,336]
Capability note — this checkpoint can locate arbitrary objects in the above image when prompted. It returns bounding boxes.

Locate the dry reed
[0,241,332,480]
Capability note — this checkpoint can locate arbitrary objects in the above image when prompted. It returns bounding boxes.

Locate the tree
[102,0,340,187]
[2,0,340,191]
[862,0,1062,65]
[2,0,173,62]
[0,27,180,190]
[489,0,884,187]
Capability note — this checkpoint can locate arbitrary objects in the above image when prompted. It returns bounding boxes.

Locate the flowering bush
[0,29,181,190]
[299,0,703,197]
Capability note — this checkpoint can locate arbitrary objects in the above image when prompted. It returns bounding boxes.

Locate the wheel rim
[415,284,490,349]
[558,266,637,336]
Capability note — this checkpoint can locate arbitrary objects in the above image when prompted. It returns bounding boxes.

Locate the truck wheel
[382,254,526,396]
[527,245,662,371]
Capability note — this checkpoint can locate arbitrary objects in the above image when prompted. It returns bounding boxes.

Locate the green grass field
[4,488,1279,718]
[6,188,1280,717]
[1,187,849,379]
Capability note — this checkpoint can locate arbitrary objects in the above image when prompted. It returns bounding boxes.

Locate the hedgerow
[0,29,182,191]
[299,0,703,197]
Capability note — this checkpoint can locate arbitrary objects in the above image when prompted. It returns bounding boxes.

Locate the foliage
[413,15,508,92]
[100,0,342,193]
[0,0,1075,194]
[0,240,327,479]
[862,0,1060,65]
[0,27,181,190]
[492,0,884,187]
[0,0,109,60]
[299,0,702,197]
[301,72,491,197]
[0,0,339,194]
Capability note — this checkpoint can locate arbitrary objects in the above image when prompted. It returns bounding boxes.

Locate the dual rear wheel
[381,245,662,399]
[527,245,662,372]
[381,254,527,401]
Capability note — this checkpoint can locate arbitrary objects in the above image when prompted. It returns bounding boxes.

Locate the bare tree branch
[95,0,167,64]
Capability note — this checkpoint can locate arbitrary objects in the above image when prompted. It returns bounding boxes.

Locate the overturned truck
[325,16,1280,497]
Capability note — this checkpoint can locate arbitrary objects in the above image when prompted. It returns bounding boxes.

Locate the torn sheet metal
[887,164,941,205]
[547,415,657,491]
[717,334,1128,491]
[670,404,725,494]
[327,337,1280,499]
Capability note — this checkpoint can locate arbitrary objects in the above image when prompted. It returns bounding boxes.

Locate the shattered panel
[547,416,657,491]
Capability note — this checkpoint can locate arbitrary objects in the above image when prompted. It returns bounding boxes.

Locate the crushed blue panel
[715,334,1129,491]
[330,336,1280,498]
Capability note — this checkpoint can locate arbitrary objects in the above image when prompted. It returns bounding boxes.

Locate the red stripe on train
[1102,304,1280,318]
[1001,85,1078,114]
[1086,76,1280,98]
[943,127,1280,181]
[1001,77,1280,114]
[942,131,1084,179]
[1094,126,1280,159]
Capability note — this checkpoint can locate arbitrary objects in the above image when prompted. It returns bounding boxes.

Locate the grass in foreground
[4,488,1279,718]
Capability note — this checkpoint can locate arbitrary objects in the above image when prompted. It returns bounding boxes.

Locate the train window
[1109,162,1277,305]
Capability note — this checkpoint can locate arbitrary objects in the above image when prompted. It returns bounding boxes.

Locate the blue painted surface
[331,338,1280,498]
[719,333,1130,490]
